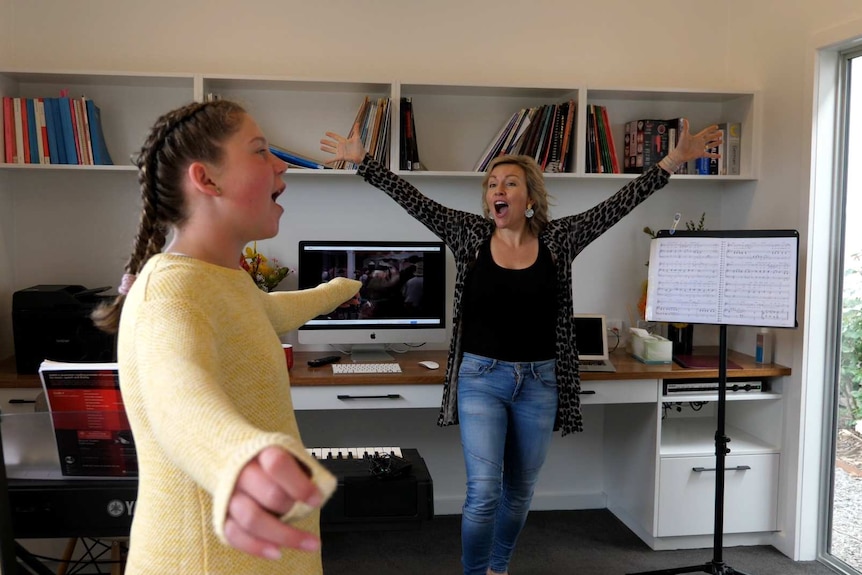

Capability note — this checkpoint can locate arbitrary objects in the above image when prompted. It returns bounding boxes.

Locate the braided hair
[92,99,246,333]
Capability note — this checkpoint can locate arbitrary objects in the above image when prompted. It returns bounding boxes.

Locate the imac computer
[297,240,447,362]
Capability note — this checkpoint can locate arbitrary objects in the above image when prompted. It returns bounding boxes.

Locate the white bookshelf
[0,71,767,548]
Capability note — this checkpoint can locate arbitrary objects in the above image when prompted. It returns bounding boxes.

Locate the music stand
[628,229,799,575]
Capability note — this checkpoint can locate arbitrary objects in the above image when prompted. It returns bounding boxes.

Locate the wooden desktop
[0,347,791,390]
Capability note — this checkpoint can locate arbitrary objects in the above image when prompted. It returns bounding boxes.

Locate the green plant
[643,212,707,240]
[839,251,862,427]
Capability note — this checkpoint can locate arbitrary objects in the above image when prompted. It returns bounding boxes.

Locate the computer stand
[628,325,751,575]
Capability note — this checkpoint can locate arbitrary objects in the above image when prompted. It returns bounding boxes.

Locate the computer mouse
[418,360,440,370]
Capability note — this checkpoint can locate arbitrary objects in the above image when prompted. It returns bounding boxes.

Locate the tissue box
[631,332,673,364]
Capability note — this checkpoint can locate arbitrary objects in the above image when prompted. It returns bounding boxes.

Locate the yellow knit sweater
[117,253,360,574]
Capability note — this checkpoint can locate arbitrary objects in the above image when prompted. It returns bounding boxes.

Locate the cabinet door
[657,453,779,537]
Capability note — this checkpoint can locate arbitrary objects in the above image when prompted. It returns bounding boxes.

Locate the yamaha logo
[107,500,125,517]
[107,499,135,518]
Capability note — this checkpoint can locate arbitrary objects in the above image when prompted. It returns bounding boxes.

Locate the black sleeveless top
[461,239,558,361]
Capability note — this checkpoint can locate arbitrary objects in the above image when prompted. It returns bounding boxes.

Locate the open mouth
[272,188,285,201]
[494,201,508,215]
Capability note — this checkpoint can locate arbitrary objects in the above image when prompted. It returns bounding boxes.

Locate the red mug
[282,344,294,370]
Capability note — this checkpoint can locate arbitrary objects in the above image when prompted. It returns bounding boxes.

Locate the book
[24,98,39,163]
[43,98,61,164]
[38,360,137,478]
[269,145,327,169]
[18,98,32,163]
[640,119,669,170]
[623,120,640,173]
[85,98,114,165]
[591,105,603,172]
[600,105,620,173]
[57,97,79,164]
[595,105,614,173]
[474,109,519,171]
[79,97,94,165]
[558,100,575,172]
[3,96,14,163]
[665,118,687,174]
[721,121,741,175]
[35,98,50,164]
[72,98,90,164]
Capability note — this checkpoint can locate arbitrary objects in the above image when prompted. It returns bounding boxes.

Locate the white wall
[4,0,862,561]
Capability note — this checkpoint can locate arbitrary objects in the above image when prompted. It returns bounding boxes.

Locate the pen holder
[667,323,694,356]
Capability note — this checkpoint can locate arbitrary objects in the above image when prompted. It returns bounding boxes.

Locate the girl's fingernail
[263,547,282,560]
[301,538,321,552]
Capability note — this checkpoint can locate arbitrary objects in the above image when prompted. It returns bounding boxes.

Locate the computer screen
[573,314,609,361]
[297,240,448,361]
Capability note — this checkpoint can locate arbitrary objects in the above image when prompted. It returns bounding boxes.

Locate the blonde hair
[481,154,552,235]
[91,100,247,334]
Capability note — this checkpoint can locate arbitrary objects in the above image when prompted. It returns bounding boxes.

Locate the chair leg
[110,539,125,575]
[56,537,77,575]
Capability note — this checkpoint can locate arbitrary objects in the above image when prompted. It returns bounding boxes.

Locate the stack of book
[624,119,741,175]
[331,95,391,170]
[2,94,113,165]
[586,104,620,174]
[473,100,575,173]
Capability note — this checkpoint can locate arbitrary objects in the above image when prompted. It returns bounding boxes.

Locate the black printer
[12,285,117,374]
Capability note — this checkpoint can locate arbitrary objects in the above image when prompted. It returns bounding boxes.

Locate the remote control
[307,355,342,367]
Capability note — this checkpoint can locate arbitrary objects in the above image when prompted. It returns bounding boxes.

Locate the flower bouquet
[240,242,293,292]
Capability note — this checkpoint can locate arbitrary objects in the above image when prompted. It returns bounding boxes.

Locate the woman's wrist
[658,154,684,175]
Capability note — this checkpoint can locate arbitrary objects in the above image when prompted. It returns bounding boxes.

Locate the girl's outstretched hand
[320,123,367,166]
[224,446,323,560]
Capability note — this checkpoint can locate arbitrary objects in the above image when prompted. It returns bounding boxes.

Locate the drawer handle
[580,390,596,395]
[336,394,403,400]
[692,465,752,473]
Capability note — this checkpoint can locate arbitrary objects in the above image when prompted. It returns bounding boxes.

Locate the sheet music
[645,234,798,328]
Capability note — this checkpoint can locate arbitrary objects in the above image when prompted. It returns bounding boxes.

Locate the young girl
[321,119,721,575]
[93,99,360,574]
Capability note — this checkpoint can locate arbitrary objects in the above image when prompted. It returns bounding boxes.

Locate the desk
[1,348,791,554]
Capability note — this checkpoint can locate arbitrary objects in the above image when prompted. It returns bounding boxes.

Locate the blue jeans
[457,353,558,575]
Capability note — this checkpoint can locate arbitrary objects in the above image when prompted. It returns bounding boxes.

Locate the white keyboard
[331,362,402,374]
[306,446,403,459]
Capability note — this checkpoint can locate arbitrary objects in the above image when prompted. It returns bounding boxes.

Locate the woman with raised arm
[91,99,359,575]
[320,120,721,575]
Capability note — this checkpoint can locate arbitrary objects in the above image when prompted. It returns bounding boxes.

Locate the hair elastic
[118,273,137,295]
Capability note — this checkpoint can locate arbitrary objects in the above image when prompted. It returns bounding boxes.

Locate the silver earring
[525,207,535,218]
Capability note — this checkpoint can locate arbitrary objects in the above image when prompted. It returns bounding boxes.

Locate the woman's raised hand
[672,119,723,163]
[320,123,367,166]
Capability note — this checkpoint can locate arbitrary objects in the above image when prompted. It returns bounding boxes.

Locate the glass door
[826,49,862,575]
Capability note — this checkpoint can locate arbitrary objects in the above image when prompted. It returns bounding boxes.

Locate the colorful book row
[1,96,113,166]
[474,100,576,173]
[587,104,620,174]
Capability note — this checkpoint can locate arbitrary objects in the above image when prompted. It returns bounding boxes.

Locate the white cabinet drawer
[580,379,658,404]
[291,384,442,410]
[657,453,779,537]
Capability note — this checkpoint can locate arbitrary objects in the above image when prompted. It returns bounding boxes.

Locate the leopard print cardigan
[357,156,669,435]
